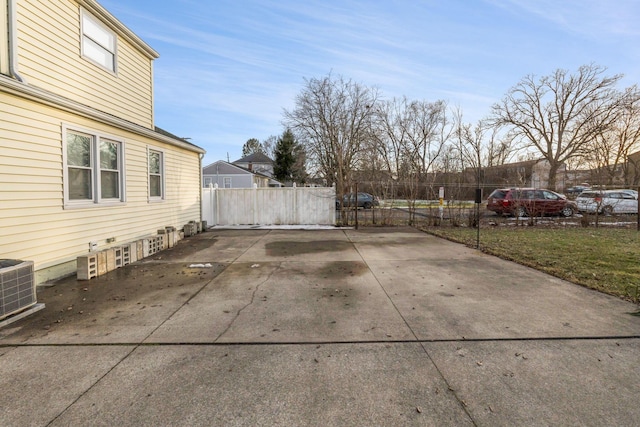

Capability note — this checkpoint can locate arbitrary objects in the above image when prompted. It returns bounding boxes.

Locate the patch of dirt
[2,262,226,340]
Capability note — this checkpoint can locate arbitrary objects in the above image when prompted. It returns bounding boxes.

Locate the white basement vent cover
[0,259,36,320]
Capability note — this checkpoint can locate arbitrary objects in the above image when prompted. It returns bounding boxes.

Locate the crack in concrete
[214,262,281,342]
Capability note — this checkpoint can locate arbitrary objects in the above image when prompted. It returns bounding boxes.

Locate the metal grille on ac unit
[0,260,36,320]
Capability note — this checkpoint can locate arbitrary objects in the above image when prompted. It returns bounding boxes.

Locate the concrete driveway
[1,227,639,426]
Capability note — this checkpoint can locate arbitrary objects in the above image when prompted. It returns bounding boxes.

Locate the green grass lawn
[421,226,640,303]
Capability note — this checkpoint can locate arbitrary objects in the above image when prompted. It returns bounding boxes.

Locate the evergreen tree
[273,129,306,183]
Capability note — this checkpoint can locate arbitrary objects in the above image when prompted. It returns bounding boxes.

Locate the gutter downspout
[199,153,204,226]
[7,0,24,82]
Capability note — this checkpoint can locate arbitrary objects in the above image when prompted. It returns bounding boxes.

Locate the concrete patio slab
[235,229,363,262]
[1,227,638,426]
[145,229,270,263]
[344,226,477,261]
[0,262,226,345]
[147,259,415,343]
[0,345,133,427]
[368,256,640,340]
[48,343,474,427]
[426,338,640,426]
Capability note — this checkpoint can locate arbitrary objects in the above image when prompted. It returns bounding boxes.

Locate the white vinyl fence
[202,185,336,226]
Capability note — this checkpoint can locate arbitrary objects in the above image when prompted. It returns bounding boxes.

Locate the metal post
[355,182,359,230]
[439,186,444,221]
[475,188,482,249]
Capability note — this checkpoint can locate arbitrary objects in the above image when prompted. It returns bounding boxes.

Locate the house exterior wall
[0,92,201,281]
[628,151,640,187]
[13,0,156,128]
[233,161,274,177]
[203,173,254,189]
[0,90,201,283]
[479,159,565,193]
[0,0,204,285]
[202,161,274,188]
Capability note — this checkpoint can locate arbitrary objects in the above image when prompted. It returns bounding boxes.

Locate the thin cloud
[98,0,640,164]
[489,0,640,38]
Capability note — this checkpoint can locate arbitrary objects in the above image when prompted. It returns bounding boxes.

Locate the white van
[575,190,638,215]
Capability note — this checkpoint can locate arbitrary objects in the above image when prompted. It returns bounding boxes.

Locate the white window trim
[148,147,166,202]
[224,177,232,189]
[62,124,126,209]
[80,8,118,74]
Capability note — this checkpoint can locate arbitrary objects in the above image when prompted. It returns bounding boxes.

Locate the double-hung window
[100,140,121,198]
[148,149,165,200]
[81,9,117,72]
[64,126,125,207]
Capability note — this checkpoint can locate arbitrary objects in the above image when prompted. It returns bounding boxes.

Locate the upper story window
[81,9,117,72]
[64,126,126,208]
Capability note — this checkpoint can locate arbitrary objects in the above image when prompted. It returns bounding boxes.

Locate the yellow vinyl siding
[0,92,201,278]
[15,0,154,128]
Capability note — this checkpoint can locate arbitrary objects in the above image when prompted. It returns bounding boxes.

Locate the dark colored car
[565,184,591,197]
[336,192,379,209]
[487,188,576,217]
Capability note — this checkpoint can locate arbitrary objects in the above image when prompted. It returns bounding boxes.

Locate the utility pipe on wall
[7,0,24,82]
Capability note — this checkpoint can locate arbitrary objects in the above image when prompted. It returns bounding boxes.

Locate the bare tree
[261,135,277,159]
[453,108,484,185]
[283,73,379,200]
[485,128,518,167]
[241,138,265,156]
[372,97,410,176]
[403,99,450,178]
[587,86,640,186]
[450,110,497,226]
[373,97,449,222]
[490,64,624,189]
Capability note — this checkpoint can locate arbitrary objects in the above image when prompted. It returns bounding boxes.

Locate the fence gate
[202,185,336,226]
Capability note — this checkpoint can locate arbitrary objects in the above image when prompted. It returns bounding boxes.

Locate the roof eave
[0,75,204,154]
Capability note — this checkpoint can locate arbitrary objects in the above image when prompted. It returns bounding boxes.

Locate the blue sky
[98,0,640,166]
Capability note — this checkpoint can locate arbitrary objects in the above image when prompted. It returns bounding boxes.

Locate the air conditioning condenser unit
[0,260,36,321]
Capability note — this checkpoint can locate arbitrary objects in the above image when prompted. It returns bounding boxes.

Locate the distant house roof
[203,160,250,175]
[203,160,283,187]
[233,152,273,164]
[154,126,204,153]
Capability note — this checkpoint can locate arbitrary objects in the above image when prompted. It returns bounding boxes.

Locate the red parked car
[487,188,576,217]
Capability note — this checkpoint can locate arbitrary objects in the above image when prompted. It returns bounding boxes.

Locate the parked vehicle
[564,184,591,198]
[575,190,638,215]
[619,189,638,199]
[336,192,379,209]
[486,188,576,217]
